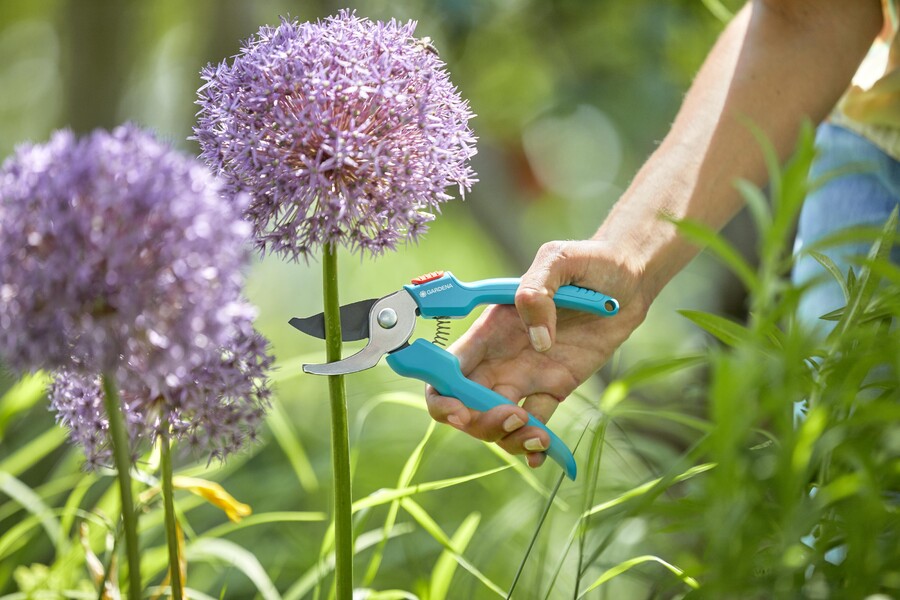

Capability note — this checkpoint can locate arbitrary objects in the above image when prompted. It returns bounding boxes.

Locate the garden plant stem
[323,243,353,598]
[101,373,142,600]
[160,420,184,600]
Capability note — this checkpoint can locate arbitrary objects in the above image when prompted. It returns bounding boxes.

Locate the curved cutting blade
[302,291,418,375]
[289,298,378,342]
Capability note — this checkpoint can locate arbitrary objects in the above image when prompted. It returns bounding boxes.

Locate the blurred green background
[0,0,748,597]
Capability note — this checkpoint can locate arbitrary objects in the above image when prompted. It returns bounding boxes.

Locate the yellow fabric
[833,0,900,159]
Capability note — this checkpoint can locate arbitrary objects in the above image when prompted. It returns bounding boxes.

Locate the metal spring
[433,318,451,347]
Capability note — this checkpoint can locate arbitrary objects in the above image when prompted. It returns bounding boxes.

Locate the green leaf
[0,514,41,560]
[352,466,510,512]
[266,398,319,492]
[613,354,706,389]
[671,218,759,292]
[428,512,481,600]
[613,408,713,433]
[678,310,753,348]
[584,463,716,518]
[809,251,851,303]
[283,524,416,600]
[362,421,436,586]
[354,590,419,600]
[202,511,327,539]
[734,178,771,235]
[0,372,49,435]
[401,498,505,597]
[742,117,783,204]
[187,538,282,600]
[699,0,733,22]
[0,471,64,555]
[831,206,899,339]
[0,426,67,477]
[483,443,567,510]
[577,555,699,596]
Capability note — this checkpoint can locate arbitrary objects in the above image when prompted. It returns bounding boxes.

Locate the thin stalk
[323,243,353,598]
[101,373,142,600]
[159,420,183,600]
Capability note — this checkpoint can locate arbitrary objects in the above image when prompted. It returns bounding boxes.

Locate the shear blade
[289,298,378,342]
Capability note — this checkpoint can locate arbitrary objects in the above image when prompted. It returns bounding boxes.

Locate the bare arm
[427,0,883,468]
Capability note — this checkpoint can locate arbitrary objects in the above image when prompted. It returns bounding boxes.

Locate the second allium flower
[195,10,477,260]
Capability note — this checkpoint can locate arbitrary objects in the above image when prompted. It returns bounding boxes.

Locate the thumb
[516,241,589,352]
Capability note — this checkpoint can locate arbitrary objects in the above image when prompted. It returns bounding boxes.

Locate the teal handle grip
[386,339,577,480]
[406,272,618,319]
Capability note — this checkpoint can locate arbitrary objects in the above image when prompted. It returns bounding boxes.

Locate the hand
[425,239,650,468]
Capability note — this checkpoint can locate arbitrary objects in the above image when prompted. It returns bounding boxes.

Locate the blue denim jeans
[791,122,900,332]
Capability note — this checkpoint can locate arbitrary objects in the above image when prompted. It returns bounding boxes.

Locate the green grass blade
[577,555,699,597]
[267,398,319,492]
[0,426,67,476]
[202,511,327,539]
[362,421,437,586]
[584,463,716,518]
[699,0,733,22]
[0,513,41,559]
[0,471,64,554]
[0,372,49,435]
[613,354,707,388]
[672,218,759,292]
[508,472,565,599]
[362,421,436,587]
[352,466,510,512]
[187,538,282,600]
[353,591,418,600]
[612,408,713,432]
[809,251,851,303]
[429,512,481,600]
[734,178,771,235]
[283,524,416,600]
[401,498,505,597]
[678,310,754,348]
[483,443,568,510]
[831,206,899,339]
[59,472,98,540]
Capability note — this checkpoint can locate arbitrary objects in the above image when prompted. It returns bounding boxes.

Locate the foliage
[1,1,897,599]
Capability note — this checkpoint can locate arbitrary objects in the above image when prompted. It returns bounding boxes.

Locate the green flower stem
[323,242,353,598]
[159,420,183,600]
[101,373,142,600]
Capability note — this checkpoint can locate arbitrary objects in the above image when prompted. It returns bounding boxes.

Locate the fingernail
[447,414,463,428]
[528,326,551,352]
[502,414,525,433]
[524,437,546,452]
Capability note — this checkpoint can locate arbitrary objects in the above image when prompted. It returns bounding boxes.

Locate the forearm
[598,0,883,305]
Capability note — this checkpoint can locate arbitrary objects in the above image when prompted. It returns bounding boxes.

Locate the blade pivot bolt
[377,308,398,329]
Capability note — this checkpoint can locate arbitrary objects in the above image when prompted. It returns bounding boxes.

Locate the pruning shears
[290,271,619,480]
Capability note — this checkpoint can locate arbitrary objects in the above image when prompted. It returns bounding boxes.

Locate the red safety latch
[411,271,445,285]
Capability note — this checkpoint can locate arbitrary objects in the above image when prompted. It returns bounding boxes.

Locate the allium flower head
[0,124,252,387]
[50,317,274,468]
[195,10,477,260]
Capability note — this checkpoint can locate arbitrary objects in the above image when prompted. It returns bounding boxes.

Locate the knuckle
[537,240,567,260]
[515,285,548,306]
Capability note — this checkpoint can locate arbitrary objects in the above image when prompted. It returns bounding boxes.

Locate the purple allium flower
[0,124,252,388]
[195,10,477,260]
[50,317,274,468]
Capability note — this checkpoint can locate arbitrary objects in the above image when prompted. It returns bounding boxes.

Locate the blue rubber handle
[386,339,577,480]
[406,272,619,319]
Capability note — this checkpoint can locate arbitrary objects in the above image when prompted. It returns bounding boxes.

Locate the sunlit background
[1,1,747,597]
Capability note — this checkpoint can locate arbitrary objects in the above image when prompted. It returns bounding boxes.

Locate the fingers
[426,384,562,470]
[495,393,560,456]
[425,384,532,443]
[516,241,592,352]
